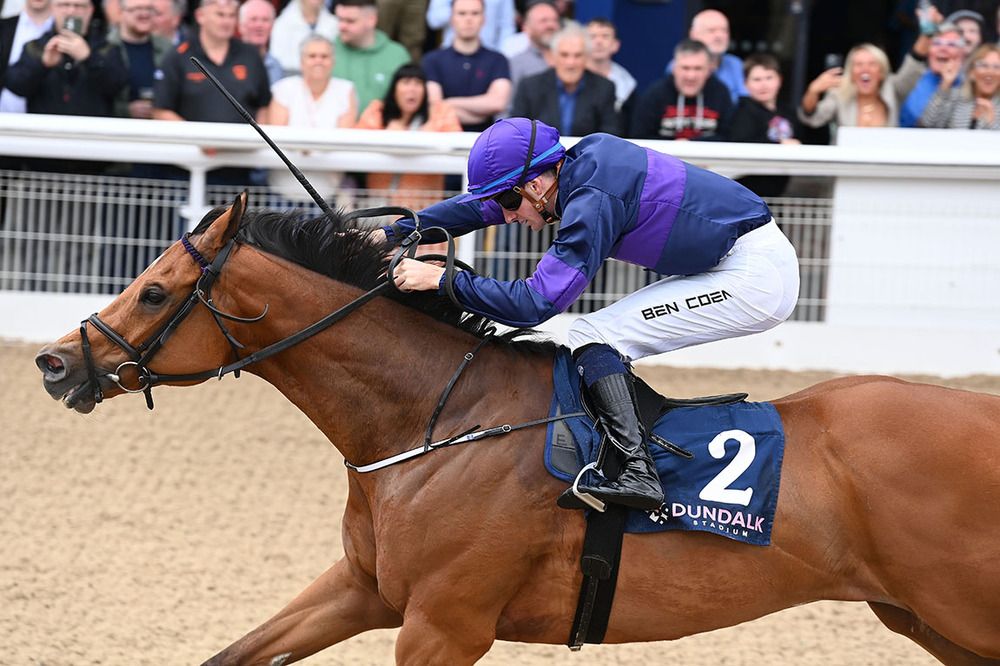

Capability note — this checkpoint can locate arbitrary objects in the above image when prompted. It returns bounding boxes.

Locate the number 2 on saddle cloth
[545,348,785,547]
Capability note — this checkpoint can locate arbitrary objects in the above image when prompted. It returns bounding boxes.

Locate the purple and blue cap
[461,118,565,202]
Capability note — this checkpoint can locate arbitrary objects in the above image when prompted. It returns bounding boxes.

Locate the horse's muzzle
[35,346,101,414]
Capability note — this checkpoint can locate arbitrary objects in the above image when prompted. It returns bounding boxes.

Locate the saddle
[638,378,749,420]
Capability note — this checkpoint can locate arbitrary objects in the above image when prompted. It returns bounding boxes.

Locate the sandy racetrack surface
[4,339,997,665]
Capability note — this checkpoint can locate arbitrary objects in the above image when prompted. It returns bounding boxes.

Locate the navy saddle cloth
[545,348,786,546]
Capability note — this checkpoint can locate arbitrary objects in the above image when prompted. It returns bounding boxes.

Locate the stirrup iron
[570,462,606,512]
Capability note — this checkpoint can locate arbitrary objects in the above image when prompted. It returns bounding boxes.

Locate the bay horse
[34,194,1000,665]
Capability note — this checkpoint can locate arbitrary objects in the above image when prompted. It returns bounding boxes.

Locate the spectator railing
[1,114,998,376]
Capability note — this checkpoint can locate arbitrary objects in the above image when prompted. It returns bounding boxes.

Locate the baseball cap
[461,118,565,202]
[945,9,985,29]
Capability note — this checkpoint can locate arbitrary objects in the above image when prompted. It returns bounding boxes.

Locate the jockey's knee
[568,318,616,354]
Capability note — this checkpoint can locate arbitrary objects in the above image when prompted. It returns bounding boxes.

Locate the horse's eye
[141,288,167,306]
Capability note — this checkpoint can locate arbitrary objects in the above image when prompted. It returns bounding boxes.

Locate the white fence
[1,114,997,376]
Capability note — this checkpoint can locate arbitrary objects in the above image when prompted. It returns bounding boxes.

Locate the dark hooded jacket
[6,23,127,117]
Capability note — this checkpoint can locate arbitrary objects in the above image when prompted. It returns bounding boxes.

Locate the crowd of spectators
[2,0,1000,197]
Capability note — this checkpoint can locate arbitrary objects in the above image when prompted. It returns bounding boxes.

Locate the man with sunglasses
[386,118,800,511]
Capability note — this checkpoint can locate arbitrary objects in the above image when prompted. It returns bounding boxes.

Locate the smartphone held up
[63,16,83,35]
[59,16,85,70]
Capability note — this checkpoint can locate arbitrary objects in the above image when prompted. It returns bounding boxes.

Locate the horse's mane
[193,206,557,353]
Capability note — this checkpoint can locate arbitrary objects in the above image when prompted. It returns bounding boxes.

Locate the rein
[79,215,585,472]
[79,217,584,472]
[79,206,422,409]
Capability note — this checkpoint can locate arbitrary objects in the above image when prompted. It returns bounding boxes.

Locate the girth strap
[568,446,626,649]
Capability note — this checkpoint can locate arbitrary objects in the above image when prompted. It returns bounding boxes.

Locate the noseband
[76,206,467,411]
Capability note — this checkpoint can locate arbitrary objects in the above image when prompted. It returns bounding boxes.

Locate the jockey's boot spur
[559,369,665,511]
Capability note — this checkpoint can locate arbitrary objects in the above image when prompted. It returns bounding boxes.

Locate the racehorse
[34,194,1000,665]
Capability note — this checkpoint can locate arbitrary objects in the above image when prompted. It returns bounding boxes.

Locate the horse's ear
[199,191,248,254]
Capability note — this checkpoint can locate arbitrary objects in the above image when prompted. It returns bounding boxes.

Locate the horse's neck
[226,253,523,466]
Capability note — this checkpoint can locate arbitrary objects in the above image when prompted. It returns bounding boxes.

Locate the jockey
[386,118,800,511]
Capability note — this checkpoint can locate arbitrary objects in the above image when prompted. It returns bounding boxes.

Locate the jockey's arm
[382,194,505,245]
[395,187,622,328]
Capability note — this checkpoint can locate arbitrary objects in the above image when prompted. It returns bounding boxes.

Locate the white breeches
[567,219,800,362]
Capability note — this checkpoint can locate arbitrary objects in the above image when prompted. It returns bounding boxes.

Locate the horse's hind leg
[202,557,401,666]
[868,602,1000,665]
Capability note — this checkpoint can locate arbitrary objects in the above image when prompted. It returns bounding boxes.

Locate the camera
[823,53,843,70]
[64,16,83,35]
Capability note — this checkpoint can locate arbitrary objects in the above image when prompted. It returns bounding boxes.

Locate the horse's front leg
[391,566,530,666]
[394,605,499,666]
[202,557,401,666]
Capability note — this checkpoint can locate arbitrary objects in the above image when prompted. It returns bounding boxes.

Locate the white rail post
[181,166,209,231]
[457,169,477,268]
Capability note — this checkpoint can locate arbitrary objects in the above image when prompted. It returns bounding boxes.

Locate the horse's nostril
[36,353,66,377]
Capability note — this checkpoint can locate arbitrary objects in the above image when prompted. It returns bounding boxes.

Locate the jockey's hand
[393,257,445,293]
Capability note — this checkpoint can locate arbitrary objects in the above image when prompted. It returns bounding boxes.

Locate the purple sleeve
[384,194,505,242]
[445,187,625,326]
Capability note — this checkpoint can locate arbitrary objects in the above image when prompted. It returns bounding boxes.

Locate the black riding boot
[572,372,664,511]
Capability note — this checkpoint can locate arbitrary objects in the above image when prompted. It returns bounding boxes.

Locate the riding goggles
[491,188,523,211]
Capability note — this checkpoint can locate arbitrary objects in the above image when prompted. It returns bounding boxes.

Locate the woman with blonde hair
[799,43,922,141]
[922,43,1000,129]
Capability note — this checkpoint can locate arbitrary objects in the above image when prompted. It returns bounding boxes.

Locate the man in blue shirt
[387,118,800,511]
[423,0,510,133]
[900,23,966,127]
[425,0,514,53]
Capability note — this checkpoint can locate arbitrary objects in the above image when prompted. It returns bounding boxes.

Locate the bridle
[78,205,463,411]
[79,230,258,410]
